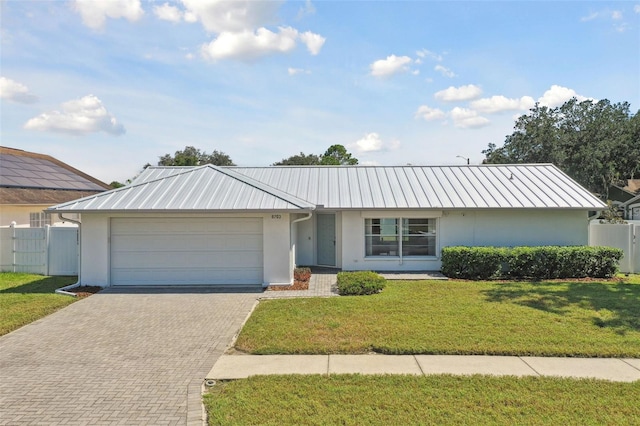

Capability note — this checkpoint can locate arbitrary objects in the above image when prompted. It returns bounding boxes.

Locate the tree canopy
[273,144,358,166]
[483,98,639,198]
[158,145,235,166]
[272,152,321,166]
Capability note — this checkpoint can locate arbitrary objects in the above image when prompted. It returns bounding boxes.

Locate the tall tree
[158,146,235,166]
[272,152,321,165]
[483,98,639,198]
[320,144,358,165]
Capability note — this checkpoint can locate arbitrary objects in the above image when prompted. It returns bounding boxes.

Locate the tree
[483,98,639,198]
[109,181,125,188]
[158,146,235,166]
[320,144,358,165]
[272,152,321,166]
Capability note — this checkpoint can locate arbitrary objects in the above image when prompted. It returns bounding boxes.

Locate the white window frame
[29,212,51,228]
[364,217,437,258]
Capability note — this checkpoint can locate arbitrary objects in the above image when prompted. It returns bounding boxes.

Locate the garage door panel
[110,218,264,286]
[111,267,263,285]
[111,250,263,269]
[111,234,262,252]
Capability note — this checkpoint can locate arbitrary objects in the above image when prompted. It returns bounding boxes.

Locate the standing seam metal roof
[48,164,606,212]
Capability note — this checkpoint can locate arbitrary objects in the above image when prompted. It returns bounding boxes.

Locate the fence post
[45,224,51,276]
[10,221,16,273]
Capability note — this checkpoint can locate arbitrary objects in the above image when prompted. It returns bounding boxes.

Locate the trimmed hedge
[441,246,623,280]
[337,271,386,295]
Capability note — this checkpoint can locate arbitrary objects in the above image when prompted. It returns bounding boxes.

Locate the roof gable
[48,165,315,212]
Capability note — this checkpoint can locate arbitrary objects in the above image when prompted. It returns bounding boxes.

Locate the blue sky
[1,0,638,183]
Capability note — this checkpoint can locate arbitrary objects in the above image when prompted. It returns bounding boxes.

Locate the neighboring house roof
[622,193,640,208]
[51,163,605,213]
[0,146,110,205]
[607,184,637,203]
[48,165,316,212]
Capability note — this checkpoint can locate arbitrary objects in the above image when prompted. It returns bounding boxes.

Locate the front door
[317,214,336,266]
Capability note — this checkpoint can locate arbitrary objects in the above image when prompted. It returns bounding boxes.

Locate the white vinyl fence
[589,221,640,274]
[0,225,78,275]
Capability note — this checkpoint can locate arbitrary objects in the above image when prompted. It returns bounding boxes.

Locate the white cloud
[537,85,590,108]
[434,64,455,78]
[415,49,442,61]
[299,31,326,55]
[611,10,623,20]
[154,3,182,23]
[73,0,143,30]
[201,27,300,61]
[370,55,413,77]
[450,107,490,128]
[470,95,535,114]
[0,77,38,104]
[415,105,446,121]
[350,133,400,153]
[24,95,125,136]
[635,5,640,13]
[288,67,310,76]
[434,84,482,102]
[180,0,281,33]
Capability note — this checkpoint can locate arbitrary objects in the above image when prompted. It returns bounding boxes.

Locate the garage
[110,217,263,286]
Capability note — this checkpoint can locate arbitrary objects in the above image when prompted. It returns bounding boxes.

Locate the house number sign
[271,214,282,219]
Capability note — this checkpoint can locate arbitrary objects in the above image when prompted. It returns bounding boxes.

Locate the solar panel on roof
[0,153,105,191]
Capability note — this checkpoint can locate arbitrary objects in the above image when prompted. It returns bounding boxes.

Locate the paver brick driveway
[0,287,259,425]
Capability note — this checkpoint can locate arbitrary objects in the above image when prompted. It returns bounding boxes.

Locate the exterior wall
[79,212,293,287]
[0,205,79,227]
[338,209,589,272]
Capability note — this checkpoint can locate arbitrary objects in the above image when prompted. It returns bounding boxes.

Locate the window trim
[364,217,437,259]
[29,212,51,228]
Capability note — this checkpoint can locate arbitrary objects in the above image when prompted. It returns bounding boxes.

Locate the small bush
[441,247,507,280]
[294,267,311,282]
[442,246,623,280]
[337,271,386,296]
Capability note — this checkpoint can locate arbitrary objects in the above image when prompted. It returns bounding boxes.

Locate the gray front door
[317,214,336,266]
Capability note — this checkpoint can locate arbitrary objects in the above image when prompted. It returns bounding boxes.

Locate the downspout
[54,213,82,297]
[290,211,313,280]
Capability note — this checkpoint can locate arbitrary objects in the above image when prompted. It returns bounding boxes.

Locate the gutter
[54,213,82,297]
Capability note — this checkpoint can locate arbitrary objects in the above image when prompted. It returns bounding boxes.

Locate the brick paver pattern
[0,288,258,425]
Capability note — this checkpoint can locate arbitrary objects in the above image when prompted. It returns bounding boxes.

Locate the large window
[29,212,50,228]
[365,218,436,257]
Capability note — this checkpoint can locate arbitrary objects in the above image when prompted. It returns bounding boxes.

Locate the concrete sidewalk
[207,354,640,383]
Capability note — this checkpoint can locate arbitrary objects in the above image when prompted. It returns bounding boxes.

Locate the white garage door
[110,217,263,286]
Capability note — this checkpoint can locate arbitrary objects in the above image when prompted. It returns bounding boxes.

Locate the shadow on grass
[0,276,77,294]
[483,281,640,334]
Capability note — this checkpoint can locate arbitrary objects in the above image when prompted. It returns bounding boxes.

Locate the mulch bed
[267,280,309,291]
[72,286,102,298]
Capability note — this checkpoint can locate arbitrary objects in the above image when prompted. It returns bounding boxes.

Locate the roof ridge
[205,165,315,209]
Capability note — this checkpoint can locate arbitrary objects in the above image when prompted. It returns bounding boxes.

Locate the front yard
[205,374,640,425]
[236,276,640,357]
[208,276,640,424]
[0,273,79,336]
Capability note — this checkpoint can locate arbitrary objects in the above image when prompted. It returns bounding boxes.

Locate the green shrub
[337,271,386,296]
[442,246,623,280]
[440,247,507,280]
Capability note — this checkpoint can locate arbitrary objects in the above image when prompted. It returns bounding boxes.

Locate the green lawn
[236,277,640,357]
[0,273,79,336]
[205,375,640,426]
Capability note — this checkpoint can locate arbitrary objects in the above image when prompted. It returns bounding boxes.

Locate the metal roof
[48,165,316,212]
[50,163,606,213]
[231,164,605,209]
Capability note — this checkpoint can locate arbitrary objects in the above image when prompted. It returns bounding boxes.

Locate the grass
[204,374,640,425]
[235,276,640,357]
[0,273,79,336]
